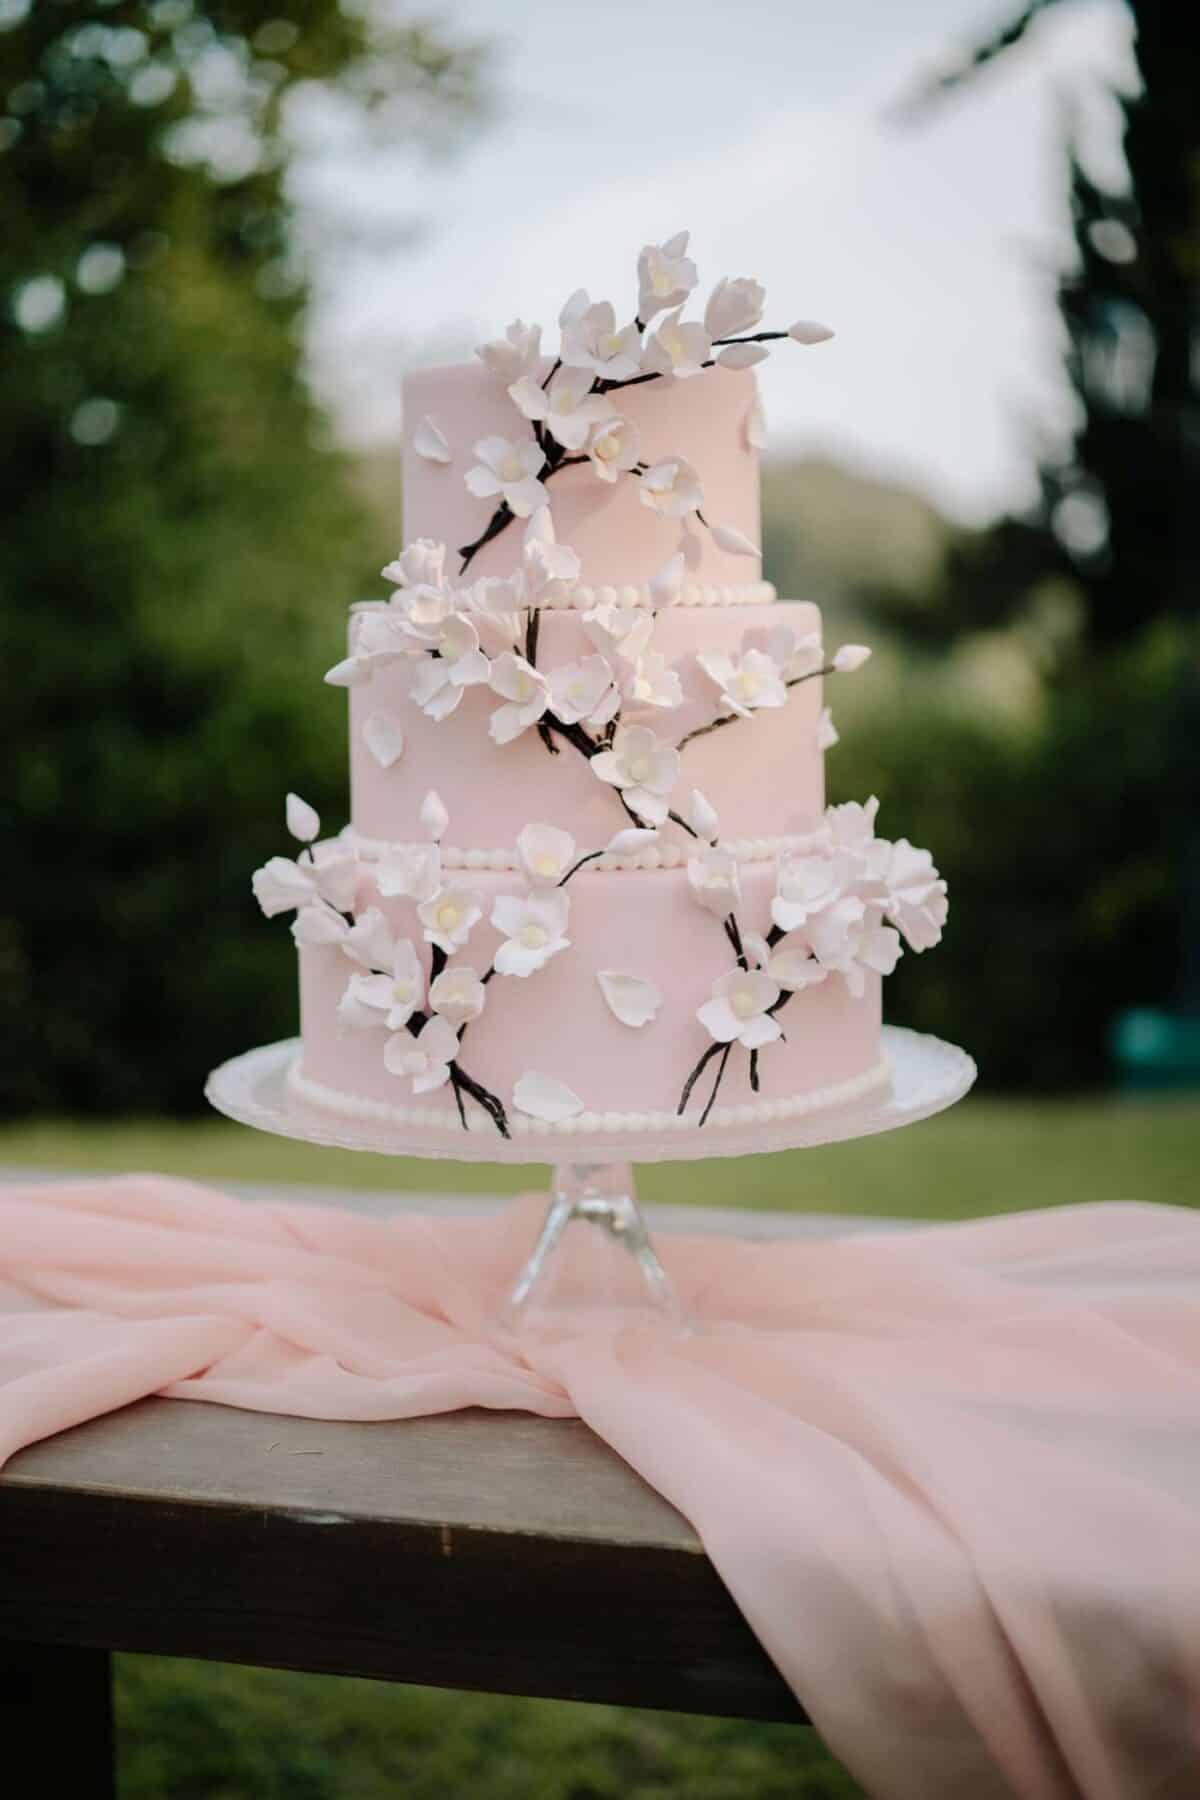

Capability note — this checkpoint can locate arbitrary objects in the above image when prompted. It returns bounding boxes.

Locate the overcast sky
[296,0,1133,524]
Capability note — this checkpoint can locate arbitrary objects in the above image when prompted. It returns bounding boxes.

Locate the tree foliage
[0,1,485,1113]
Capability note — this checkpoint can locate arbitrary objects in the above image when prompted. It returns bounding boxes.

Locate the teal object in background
[1112,1010,1200,1093]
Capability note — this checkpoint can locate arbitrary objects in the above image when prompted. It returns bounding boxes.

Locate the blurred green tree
[0,1,486,1113]
[847,0,1198,1087]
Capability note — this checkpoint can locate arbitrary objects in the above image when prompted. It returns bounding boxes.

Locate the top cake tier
[402,360,765,602]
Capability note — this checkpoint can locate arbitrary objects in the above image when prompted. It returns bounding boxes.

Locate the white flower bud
[788,319,835,345]
[285,793,320,843]
[833,644,872,674]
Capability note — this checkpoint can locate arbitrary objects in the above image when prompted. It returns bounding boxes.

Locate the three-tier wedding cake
[251,233,948,1145]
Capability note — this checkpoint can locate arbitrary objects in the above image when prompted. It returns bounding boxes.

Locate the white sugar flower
[429,963,486,1028]
[491,889,571,977]
[408,614,490,721]
[338,939,425,1032]
[687,846,742,915]
[589,723,679,826]
[252,856,314,917]
[626,649,683,712]
[687,788,719,840]
[704,276,765,340]
[639,457,703,519]
[697,968,783,1050]
[252,841,357,919]
[508,364,613,453]
[883,840,948,951]
[286,793,320,842]
[772,850,846,932]
[560,294,642,381]
[825,797,889,882]
[596,970,663,1029]
[522,508,581,604]
[766,622,824,681]
[291,901,349,948]
[306,841,359,912]
[517,823,577,886]
[384,1014,458,1094]
[637,230,698,321]
[488,651,550,745]
[586,414,641,484]
[513,1071,584,1123]
[766,939,829,991]
[342,906,396,971]
[696,646,786,717]
[547,655,620,727]
[475,318,542,385]
[833,644,872,673]
[381,538,447,594]
[788,319,835,345]
[417,882,483,955]
[582,603,654,667]
[464,436,547,517]
[376,843,442,903]
[642,305,711,380]
[809,897,901,996]
[817,707,839,750]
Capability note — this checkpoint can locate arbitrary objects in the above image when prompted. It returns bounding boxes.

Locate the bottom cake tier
[293,858,887,1142]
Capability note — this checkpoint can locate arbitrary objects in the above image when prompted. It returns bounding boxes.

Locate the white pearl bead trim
[339,826,826,873]
[287,1052,891,1138]
[350,581,774,617]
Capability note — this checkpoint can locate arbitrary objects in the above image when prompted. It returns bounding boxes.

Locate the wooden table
[0,1179,906,1795]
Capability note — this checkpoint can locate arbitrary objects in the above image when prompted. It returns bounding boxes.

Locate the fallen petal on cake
[414,414,452,463]
[513,1071,584,1123]
[363,712,405,769]
[597,971,663,1029]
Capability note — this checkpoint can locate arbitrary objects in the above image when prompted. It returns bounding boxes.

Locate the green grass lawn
[7,1095,1198,1798]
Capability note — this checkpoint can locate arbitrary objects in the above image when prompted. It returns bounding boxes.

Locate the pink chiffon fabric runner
[3,1174,1200,1799]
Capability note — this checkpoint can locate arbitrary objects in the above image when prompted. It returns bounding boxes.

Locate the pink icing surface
[349,601,824,847]
[403,360,761,589]
[298,860,881,1119]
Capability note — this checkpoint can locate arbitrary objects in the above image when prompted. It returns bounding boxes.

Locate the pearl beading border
[287,1051,891,1140]
[352,581,774,617]
[339,826,824,873]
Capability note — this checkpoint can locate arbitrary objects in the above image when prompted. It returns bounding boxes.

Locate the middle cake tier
[348,599,825,849]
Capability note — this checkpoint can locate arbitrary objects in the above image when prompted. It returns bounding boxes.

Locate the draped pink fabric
[3,1174,1200,1799]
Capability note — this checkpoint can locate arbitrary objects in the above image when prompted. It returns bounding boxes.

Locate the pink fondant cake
[251,234,948,1144]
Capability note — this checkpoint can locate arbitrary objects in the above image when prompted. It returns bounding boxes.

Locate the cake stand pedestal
[206,1027,975,1329]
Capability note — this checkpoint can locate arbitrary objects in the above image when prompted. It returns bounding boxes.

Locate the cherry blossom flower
[517,823,577,886]
[589,723,679,825]
[687,846,742,915]
[475,319,542,385]
[697,968,783,1050]
[639,457,703,519]
[582,604,654,667]
[417,882,483,954]
[559,295,642,381]
[766,940,829,991]
[408,615,490,720]
[376,843,442,903]
[696,646,786,717]
[636,231,698,321]
[642,306,711,380]
[429,964,487,1028]
[772,850,848,933]
[586,415,641,483]
[464,436,548,517]
[766,622,824,680]
[704,276,766,339]
[547,656,619,727]
[381,538,447,594]
[809,898,901,996]
[338,939,425,1032]
[342,906,396,971]
[491,889,571,977]
[384,1015,458,1094]
[508,364,613,452]
[291,902,349,948]
[252,843,357,918]
[488,651,550,745]
[522,508,581,604]
[883,840,948,951]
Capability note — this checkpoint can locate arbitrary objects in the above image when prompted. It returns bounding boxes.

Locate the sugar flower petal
[596,970,662,1029]
[414,415,451,464]
[363,712,405,769]
[513,1071,584,1123]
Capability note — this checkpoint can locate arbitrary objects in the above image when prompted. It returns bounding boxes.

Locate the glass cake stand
[206,1026,975,1329]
